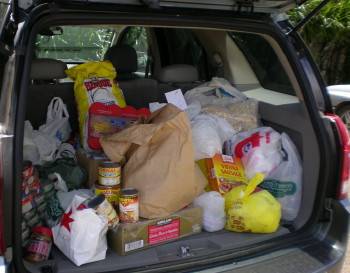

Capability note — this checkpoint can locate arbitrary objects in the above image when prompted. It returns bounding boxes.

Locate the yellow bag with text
[224,173,281,233]
[65,61,126,150]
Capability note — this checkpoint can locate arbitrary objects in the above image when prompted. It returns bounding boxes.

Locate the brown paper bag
[100,104,207,219]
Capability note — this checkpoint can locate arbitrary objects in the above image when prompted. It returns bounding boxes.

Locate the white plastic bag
[193,191,226,232]
[259,133,302,221]
[23,121,61,165]
[52,195,108,266]
[191,114,236,161]
[39,97,71,142]
[225,127,283,180]
[184,77,247,107]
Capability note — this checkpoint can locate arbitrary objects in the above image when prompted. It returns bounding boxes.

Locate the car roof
[16,0,307,14]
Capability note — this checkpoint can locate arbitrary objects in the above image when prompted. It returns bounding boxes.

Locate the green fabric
[39,158,87,191]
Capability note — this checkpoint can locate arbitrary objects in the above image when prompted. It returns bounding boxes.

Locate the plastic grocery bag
[224,127,283,180]
[224,174,281,233]
[100,104,207,219]
[65,61,126,150]
[52,195,108,266]
[258,133,302,221]
[193,191,226,232]
[23,121,61,165]
[184,77,247,107]
[191,114,236,161]
[39,97,71,142]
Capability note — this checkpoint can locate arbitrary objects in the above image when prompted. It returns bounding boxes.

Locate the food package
[88,103,151,150]
[65,61,127,150]
[100,104,207,219]
[196,153,247,195]
[224,127,283,180]
[201,98,260,133]
[224,174,281,233]
[107,205,202,255]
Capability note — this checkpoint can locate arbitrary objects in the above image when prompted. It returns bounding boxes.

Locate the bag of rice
[65,61,126,150]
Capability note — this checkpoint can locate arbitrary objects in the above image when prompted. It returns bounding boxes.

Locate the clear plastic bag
[193,191,226,232]
[259,133,302,221]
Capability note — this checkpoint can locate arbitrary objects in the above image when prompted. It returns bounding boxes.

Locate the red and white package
[224,127,283,180]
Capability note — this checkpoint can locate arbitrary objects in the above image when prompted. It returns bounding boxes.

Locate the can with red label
[119,188,139,223]
[94,183,120,208]
[98,161,121,186]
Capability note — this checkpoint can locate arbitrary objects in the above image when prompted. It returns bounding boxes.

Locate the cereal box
[196,153,247,195]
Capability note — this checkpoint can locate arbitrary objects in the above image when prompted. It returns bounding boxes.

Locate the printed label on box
[148,219,180,245]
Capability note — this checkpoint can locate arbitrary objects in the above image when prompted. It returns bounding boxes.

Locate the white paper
[165,89,188,110]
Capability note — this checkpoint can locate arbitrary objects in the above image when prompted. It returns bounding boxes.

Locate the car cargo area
[16,12,324,273]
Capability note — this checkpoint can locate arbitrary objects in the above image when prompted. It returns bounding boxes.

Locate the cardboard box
[76,149,108,188]
[107,206,202,255]
[197,153,247,195]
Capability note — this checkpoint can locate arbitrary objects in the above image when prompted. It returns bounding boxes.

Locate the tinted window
[230,32,295,95]
[157,28,208,80]
[120,27,149,73]
[35,26,115,63]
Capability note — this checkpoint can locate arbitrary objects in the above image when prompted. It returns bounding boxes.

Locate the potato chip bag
[65,61,126,150]
[224,173,281,233]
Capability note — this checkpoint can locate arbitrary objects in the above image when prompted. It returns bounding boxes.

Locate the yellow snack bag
[65,61,127,149]
[224,173,281,233]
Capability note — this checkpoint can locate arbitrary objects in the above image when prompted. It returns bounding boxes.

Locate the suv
[0,0,349,272]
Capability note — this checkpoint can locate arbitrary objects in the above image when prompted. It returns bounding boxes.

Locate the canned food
[88,194,119,229]
[94,183,120,208]
[98,161,121,186]
[119,188,139,223]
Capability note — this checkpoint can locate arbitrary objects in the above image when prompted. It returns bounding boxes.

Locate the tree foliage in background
[288,0,350,85]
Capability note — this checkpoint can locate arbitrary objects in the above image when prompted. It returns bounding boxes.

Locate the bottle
[24,226,53,262]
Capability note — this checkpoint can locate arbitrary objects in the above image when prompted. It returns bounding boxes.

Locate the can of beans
[88,194,119,229]
[119,188,139,223]
[98,161,121,186]
[94,183,120,208]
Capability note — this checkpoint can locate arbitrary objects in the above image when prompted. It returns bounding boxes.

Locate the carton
[197,153,247,195]
[107,205,202,255]
[76,149,108,188]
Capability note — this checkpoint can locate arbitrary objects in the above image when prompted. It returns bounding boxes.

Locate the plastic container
[24,226,53,262]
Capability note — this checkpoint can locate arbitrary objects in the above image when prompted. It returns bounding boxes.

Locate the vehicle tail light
[327,113,350,200]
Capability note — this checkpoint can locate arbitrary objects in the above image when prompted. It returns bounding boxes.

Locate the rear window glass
[157,28,208,80]
[230,32,295,96]
[35,26,116,63]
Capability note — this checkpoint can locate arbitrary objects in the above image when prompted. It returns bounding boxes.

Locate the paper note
[165,89,188,110]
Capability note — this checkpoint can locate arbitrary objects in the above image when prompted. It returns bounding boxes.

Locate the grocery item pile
[22,61,302,266]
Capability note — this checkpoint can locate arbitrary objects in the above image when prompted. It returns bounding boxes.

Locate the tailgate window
[231,32,295,96]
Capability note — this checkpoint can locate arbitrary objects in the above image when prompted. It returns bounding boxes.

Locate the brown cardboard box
[107,205,202,255]
[76,149,108,188]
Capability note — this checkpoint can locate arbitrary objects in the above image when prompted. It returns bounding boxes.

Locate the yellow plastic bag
[224,173,281,233]
[65,61,126,149]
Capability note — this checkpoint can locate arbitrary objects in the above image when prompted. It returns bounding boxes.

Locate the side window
[120,27,149,73]
[158,28,208,80]
[230,32,295,96]
[35,26,116,63]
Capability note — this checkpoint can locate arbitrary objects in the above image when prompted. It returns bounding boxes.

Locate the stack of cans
[94,161,121,209]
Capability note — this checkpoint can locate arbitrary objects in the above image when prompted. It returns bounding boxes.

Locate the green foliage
[288,0,350,84]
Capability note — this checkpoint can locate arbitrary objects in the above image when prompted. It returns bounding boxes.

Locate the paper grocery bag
[100,104,207,219]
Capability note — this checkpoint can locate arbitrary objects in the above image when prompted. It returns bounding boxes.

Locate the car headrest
[157,64,199,83]
[30,59,68,80]
[104,44,138,73]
